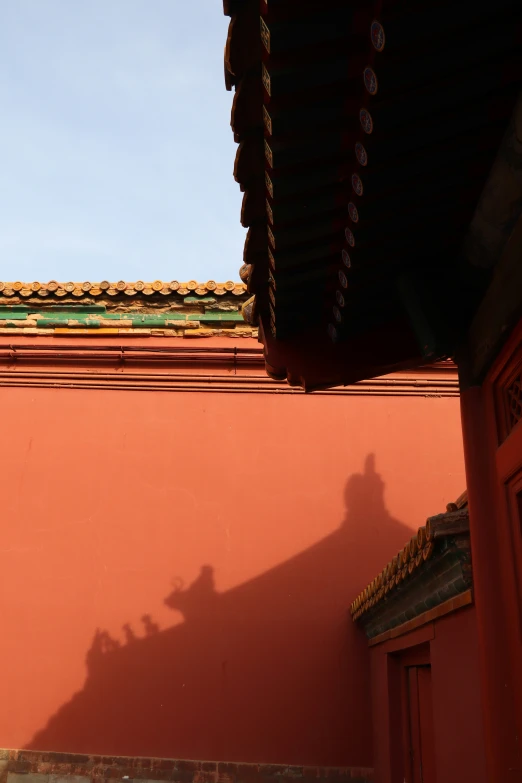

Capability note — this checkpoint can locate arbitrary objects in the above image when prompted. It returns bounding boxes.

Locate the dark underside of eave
[224,0,522,387]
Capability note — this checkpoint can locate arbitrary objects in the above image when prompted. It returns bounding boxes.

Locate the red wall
[430,609,486,782]
[370,609,486,783]
[0,341,465,766]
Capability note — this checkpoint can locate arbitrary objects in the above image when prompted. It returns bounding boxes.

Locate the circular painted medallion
[338,269,348,288]
[371,21,385,52]
[333,306,342,324]
[328,323,338,343]
[344,227,355,247]
[355,142,368,166]
[348,202,359,223]
[359,108,373,134]
[363,67,378,96]
[336,289,345,307]
[342,249,352,268]
[351,173,363,197]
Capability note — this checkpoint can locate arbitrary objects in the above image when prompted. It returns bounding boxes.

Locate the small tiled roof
[0,281,256,339]
[350,492,469,622]
[0,280,247,298]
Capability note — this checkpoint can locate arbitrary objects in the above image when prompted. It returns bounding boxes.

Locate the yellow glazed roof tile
[0,281,247,298]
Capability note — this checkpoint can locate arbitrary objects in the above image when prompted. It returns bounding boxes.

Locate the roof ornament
[355,142,368,167]
[359,108,373,135]
[371,21,385,52]
[241,295,258,325]
[351,174,364,197]
[363,67,378,96]
[327,323,338,343]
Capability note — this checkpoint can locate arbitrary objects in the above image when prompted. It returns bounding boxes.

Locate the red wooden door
[407,666,436,783]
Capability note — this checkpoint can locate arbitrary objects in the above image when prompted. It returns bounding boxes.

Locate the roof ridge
[350,499,470,622]
[0,281,247,298]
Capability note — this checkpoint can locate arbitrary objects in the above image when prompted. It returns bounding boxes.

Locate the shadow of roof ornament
[141,614,160,635]
[86,629,121,670]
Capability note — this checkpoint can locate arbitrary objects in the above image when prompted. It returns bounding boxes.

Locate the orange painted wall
[0,341,465,767]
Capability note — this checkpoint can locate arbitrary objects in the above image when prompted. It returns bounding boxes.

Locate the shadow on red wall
[27,455,413,767]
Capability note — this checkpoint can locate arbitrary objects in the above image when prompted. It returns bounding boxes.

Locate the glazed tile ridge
[350,492,469,622]
[0,281,247,298]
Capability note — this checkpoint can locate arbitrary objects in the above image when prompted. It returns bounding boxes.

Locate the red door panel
[406,666,436,783]
[417,667,436,783]
[408,667,422,783]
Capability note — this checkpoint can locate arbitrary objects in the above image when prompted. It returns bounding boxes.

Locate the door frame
[460,318,522,778]
[389,642,432,783]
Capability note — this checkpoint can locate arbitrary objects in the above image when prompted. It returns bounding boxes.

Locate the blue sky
[0,1,245,282]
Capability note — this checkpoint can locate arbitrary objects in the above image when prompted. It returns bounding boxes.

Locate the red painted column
[460,385,522,781]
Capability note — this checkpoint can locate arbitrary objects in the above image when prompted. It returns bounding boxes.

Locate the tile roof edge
[0,281,247,298]
[350,498,469,622]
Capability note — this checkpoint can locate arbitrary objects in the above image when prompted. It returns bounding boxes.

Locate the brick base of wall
[0,751,373,783]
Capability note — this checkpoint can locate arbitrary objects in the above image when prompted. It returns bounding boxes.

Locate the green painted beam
[0,311,31,320]
[0,307,246,329]
[187,312,243,322]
